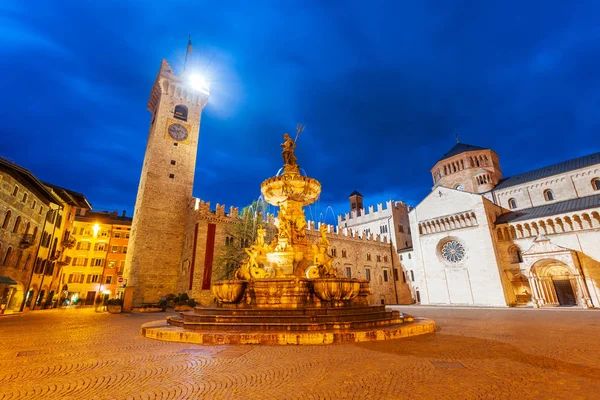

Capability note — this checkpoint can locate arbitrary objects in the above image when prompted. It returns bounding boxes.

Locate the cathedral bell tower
[123,58,209,308]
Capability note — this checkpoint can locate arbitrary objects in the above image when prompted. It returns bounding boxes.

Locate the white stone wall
[495,206,600,307]
[493,164,600,210]
[410,187,508,307]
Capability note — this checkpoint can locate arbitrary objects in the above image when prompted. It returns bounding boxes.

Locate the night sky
[2,1,599,225]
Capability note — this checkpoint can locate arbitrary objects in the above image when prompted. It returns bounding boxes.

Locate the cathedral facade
[408,143,600,308]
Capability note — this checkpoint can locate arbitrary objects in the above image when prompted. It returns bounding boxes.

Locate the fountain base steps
[140,305,435,345]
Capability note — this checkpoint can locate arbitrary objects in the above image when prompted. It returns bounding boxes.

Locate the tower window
[173,105,188,121]
[592,178,600,191]
[543,189,554,201]
[12,186,18,196]
[170,160,176,165]
[169,173,175,179]
[508,198,517,209]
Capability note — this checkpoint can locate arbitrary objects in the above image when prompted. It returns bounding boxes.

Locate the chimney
[121,210,126,217]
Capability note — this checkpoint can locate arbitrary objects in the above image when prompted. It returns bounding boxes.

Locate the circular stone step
[140,317,435,345]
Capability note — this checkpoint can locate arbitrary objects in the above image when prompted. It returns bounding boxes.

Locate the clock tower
[123,58,209,308]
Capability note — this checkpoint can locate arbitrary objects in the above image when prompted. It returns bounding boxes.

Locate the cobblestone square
[1,306,599,399]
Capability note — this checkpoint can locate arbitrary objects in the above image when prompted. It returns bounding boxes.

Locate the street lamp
[189,73,210,95]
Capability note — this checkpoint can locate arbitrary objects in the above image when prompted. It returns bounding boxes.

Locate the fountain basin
[261,174,321,206]
[246,278,312,309]
[313,278,361,303]
[212,280,247,303]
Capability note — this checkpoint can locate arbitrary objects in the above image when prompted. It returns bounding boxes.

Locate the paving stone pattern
[1,306,599,399]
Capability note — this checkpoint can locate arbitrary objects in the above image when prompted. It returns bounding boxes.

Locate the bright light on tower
[189,73,210,95]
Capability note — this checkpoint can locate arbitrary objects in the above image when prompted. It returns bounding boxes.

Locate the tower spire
[184,34,192,71]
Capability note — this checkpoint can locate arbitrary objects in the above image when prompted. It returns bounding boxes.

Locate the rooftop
[0,157,61,205]
[76,210,132,225]
[438,143,490,162]
[494,152,600,190]
[495,193,600,224]
[44,182,92,210]
[349,190,363,197]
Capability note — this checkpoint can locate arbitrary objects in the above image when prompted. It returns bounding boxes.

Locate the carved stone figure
[281,133,296,165]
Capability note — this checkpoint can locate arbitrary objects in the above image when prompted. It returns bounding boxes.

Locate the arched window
[3,246,12,266]
[2,210,11,229]
[544,189,554,201]
[25,222,30,235]
[341,249,347,258]
[13,216,21,233]
[508,198,517,209]
[173,105,188,121]
[32,226,38,240]
[12,186,18,196]
[366,253,371,261]
[15,251,23,269]
[24,254,31,269]
[225,237,230,246]
[22,192,28,203]
[592,178,600,191]
[509,246,523,264]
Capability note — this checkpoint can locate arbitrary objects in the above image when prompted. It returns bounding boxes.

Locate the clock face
[168,123,188,141]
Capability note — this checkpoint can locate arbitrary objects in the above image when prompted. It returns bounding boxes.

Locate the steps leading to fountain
[167,305,414,333]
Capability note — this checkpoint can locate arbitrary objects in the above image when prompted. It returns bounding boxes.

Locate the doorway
[552,279,576,306]
[85,291,96,306]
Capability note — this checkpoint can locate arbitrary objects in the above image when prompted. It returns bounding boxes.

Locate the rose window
[441,241,465,263]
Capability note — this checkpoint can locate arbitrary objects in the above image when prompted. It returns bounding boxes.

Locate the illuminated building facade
[409,144,600,308]
[61,210,132,305]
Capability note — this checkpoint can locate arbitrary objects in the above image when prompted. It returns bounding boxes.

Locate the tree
[214,200,276,280]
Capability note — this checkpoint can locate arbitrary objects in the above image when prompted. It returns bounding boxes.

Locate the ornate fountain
[211,126,361,309]
[145,128,435,344]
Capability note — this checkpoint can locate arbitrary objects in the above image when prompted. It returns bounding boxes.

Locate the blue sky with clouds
[1,1,599,224]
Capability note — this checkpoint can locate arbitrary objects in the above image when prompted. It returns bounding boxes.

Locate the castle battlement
[305,220,389,244]
[190,197,277,222]
[338,200,408,223]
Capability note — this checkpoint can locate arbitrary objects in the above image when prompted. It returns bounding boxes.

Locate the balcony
[20,234,34,248]
[57,255,72,266]
[62,237,76,249]
[50,250,61,261]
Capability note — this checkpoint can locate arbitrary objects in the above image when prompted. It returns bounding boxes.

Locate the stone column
[574,275,593,308]
[543,279,558,305]
[530,277,542,308]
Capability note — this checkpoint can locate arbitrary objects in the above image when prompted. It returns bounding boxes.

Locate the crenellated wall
[176,198,413,306]
[337,200,413,251]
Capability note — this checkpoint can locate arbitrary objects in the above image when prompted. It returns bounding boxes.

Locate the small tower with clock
[123,58,209,308]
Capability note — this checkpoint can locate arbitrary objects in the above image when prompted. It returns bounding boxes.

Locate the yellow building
[41,184,92,309]
[60,210,131,305]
